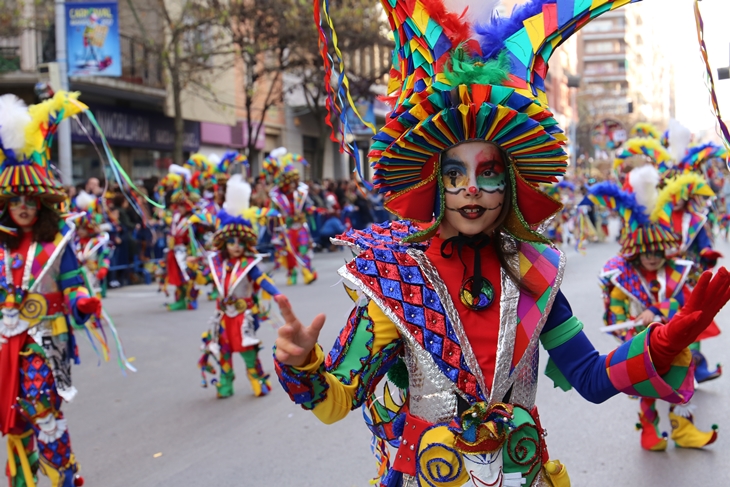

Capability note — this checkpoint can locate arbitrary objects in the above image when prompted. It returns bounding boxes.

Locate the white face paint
[440,141,507,239]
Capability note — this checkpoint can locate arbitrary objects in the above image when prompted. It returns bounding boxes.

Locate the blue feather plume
[475,0,556,61]
[217,209,252,228]
[585,181,650,225]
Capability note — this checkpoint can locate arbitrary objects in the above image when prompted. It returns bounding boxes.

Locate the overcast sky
[638,0,730,137]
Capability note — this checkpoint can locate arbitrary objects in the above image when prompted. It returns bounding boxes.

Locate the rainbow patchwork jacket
[275,221,696,487]
[600,256,693,340]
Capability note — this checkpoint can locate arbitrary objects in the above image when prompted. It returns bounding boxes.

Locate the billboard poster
[66,2,121,77]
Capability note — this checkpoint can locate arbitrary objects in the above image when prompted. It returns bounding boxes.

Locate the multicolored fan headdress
[216,150,249,182]
[629,122,660,140]
[0,92,87,203]
[319,0,642,242]
[651,172,715,227]
[213,174,257,251]
[581,166,678,259]
[677,142,727,174]
[613,137,672,173]
[261,147,308,189]
[72,190,106,233]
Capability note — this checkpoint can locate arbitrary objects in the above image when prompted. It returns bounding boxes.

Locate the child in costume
[652,173,723,382]
[0,93,103,487]
[199,174,282,398]
[273,1,730,486]
[265,148,317,285]
[583,167,719,451]
[160,165,207,311]
[72,191,111,298]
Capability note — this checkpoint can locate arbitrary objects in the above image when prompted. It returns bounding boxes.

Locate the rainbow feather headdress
[581,166,678,259]
[261,147,308,188]
[0,92,87,202]
[319,0,642,242]
[677,142,727,174]
[613,137,672,173]
[651,172,715,228]
[629,122,660,140]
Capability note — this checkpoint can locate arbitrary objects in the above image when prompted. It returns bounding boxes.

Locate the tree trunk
[171,39,185,165]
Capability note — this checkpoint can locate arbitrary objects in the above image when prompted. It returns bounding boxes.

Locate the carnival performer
[583,167,719,451]
[0,92,103,487]
[160,165,206,311]
[266,148,317,285]
[652,173,723,383]
[199,174,282,398]
[71,191,111,298]
[272,1,730,486]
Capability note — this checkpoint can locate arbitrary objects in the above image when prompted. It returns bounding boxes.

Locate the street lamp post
[54,0,73,185]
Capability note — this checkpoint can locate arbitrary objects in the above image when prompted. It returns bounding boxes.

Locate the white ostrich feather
[207,153,221,166]
[444,0,501,25]
[169,164,192,182]
[629,165,660,214]
[223,174,251,216]
[0,94,31,152]
[75,190,96,211]
[667,119,692,162]
[269,147,287,160]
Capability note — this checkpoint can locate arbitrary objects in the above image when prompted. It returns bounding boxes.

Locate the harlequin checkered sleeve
[58,245,92,324]
[274,299,402,424]
[605,323,694,404]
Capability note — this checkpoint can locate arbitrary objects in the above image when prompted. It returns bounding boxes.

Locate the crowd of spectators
[67,175,393,287]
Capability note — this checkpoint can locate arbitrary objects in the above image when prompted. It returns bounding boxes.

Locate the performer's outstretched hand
[651,268,730,374]
[274,295,326,367]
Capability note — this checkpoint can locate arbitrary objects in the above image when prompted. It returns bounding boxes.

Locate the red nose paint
[468,186,478,194]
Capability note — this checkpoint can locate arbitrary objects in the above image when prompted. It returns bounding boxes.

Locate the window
[585,41,618,54]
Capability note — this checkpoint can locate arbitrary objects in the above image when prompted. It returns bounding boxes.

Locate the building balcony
[0,29,165,103]
[583,32,626,41]
[584,53,627,62]
[584,71,629,84]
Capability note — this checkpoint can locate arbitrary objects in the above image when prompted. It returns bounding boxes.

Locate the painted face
[440,141,506,238]
[8,196,39,228]
[639,252,665,271]
[226,237,244,258]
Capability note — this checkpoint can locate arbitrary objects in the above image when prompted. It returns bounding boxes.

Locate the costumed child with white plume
[0,92,103,487]
[159,164,207,311]
[199,174,284,398]
[273,0,730,485]
[265,147,317,286]
[581,165,719,452]
[71,191,111,299]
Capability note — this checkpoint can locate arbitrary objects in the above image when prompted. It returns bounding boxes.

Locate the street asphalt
[3,227,730,486]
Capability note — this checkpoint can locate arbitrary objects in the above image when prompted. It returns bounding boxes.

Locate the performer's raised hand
[651,268,730,373]
[274,295,325,367]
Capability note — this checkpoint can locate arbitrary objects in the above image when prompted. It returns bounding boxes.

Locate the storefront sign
[66,2,121,77]
[72,104,200,151]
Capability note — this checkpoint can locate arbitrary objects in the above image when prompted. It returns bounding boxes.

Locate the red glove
[76,297,102,316]
[96,267,108,282]
[650,268,730,374]
[701,249,723,261]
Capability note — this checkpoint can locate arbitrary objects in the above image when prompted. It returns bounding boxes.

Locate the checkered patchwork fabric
[512,243,562,372]
[274,345,330,410]
[335,220,427,253]
[345,247,485,402]
[605,324,695,404]
[603,256,652,308]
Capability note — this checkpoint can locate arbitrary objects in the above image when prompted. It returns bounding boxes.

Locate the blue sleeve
[58,245,92,325]
[694,226,712,251]
[542,291,619,404]
[248,265,281,296]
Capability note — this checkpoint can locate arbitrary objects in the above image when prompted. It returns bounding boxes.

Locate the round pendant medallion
[649,279,661,294]
[459,277,494,311]
[11,254,23,270]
